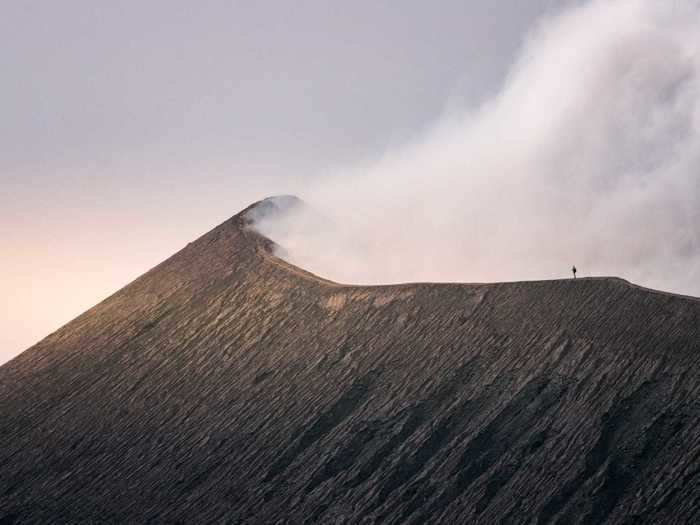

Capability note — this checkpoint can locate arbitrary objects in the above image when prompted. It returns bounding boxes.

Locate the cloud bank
[252,0,700,296]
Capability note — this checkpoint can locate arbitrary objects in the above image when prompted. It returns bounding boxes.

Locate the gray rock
[1,199,699,524]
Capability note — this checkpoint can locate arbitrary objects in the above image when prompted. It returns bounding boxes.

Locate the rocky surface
[1,197,699,524]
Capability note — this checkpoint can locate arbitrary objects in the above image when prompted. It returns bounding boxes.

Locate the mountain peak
[1,200,699,523]
[242,194,303,224]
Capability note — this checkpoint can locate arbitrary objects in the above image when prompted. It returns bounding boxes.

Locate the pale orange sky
[0,182,285,364]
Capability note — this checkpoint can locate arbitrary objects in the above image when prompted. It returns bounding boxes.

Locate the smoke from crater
[252,0,700,296]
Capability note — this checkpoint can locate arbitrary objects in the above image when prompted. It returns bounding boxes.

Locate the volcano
[1,197,699,524]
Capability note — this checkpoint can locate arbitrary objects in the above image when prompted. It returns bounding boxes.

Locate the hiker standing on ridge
[572,265,577,278]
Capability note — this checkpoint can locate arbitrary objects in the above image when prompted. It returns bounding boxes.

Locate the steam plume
[253,0,700,296]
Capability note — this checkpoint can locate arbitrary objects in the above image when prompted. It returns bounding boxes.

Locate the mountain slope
[1,197,699,524]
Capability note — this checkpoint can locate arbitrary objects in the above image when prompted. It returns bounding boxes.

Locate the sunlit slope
[1,198,699,524]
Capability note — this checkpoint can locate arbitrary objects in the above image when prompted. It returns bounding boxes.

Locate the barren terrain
[1,198,699,524]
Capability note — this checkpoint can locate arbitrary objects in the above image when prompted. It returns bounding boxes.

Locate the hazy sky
[6,1,696,364]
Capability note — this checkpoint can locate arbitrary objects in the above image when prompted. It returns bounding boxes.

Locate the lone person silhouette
[572,265,577,279]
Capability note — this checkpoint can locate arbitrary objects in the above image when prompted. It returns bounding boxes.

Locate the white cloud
[253,0,700,296]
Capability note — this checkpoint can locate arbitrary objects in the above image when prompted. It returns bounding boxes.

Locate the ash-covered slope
[1,197,699,524]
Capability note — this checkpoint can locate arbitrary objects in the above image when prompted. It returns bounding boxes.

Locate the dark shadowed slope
[1,197,699,524]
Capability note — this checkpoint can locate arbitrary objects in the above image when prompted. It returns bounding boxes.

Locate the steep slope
[1,197,699,524]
